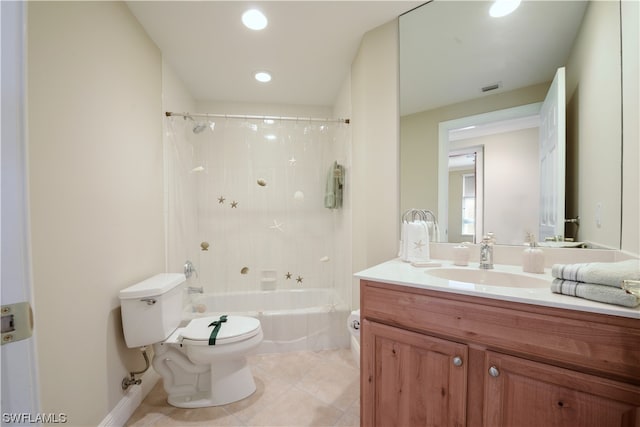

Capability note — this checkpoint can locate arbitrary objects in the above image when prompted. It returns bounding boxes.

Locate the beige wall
[350,19,401,307]
[565,0,622,250]
[27,2,163,425]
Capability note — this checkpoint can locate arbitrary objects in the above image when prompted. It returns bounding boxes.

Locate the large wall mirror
[400,0,623,248]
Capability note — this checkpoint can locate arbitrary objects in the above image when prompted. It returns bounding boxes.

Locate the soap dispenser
[523,233,545,274]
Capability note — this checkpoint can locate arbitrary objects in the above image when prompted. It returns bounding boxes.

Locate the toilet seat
[181,315,261,346]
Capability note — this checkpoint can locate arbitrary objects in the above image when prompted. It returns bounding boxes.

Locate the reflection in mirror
[400,0,623,248]
[448,147,482,244]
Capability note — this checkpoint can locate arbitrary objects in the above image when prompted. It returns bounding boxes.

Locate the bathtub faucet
[187,285,203,294]
[184,260,198,279]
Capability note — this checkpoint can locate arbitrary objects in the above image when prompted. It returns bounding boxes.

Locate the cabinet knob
[452,356,463,367]
[488,366,500,377]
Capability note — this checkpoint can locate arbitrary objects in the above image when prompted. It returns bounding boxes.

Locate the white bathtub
[184,288,351,354]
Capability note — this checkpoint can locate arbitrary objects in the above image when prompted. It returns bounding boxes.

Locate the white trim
[97,370,160,427]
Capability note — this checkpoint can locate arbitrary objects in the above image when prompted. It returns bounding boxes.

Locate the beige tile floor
[126,349,360,427]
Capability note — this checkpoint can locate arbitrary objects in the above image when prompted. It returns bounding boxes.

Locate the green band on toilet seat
[208,315,228,345]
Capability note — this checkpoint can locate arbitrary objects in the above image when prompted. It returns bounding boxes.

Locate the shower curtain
[165,115,350,304]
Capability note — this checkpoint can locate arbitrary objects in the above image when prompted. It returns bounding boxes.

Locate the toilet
[119,273,263,408]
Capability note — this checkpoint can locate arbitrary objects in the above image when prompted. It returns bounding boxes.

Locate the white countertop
[355,258,640,319]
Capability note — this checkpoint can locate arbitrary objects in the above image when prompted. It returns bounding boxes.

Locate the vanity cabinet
[361,319,468,426]
[360,280,640,427]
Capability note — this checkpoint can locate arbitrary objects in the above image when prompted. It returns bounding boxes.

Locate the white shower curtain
[165,116,350,303]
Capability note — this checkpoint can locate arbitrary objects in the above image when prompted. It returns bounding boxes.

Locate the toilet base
[167,360,257,408]
[152,329,263,408]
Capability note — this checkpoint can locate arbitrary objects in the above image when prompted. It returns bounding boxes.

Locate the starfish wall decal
[269,220,284,232]
[218,196,225,204]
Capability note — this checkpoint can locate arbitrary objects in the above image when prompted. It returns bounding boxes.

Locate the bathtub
[184,288,351,354]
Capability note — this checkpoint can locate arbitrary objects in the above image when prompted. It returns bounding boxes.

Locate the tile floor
[125,348,360,427]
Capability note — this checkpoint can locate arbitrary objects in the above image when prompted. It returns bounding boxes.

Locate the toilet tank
[119,273,186,348]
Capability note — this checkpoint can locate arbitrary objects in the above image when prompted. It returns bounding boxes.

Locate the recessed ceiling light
[489,0,521,17]
[242,9,268,30]
[255,71,272,83]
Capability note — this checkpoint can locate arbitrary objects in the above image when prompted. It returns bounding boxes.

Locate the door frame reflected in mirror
[438,103,542,244]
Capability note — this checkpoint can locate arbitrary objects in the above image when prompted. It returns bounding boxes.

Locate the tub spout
[187,286,204,294]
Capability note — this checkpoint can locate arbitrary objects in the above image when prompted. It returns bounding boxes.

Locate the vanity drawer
[361,280,640,384]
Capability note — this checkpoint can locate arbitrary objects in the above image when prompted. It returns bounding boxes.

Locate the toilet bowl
[119,274,263,408]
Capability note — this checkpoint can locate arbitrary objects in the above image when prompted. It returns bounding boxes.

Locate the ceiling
[127,1,588,113]
[126,1,422,107]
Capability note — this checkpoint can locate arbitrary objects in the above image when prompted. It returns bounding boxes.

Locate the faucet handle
[184,260,198,279]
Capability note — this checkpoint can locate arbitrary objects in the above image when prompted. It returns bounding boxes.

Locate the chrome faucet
[184,260,198,279]
[479,234,494,270]
[184,260,202,293]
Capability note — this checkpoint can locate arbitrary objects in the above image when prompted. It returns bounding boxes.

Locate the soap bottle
[523,233,545,274]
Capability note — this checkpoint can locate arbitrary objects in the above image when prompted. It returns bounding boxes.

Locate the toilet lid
[180,315,261,346]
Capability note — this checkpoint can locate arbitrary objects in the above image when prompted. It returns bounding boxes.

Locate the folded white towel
[551,279,639,308]
[400,221,430,263]
[426,220,440,242]
[551,259,640,288]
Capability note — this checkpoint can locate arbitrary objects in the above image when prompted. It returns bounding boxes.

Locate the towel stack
[550,259,640,308]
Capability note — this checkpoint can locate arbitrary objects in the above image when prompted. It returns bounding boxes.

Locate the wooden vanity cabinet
[360,280,640,427]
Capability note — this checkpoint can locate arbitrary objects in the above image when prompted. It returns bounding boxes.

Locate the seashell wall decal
[241,267,250,274]
[257,178,267,187]
[200,241,209,251]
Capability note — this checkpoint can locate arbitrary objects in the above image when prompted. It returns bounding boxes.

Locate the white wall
[27,2,163,425]
[350,19,401,307]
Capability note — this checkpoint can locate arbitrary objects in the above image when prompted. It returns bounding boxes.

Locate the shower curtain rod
[165,111,350,124]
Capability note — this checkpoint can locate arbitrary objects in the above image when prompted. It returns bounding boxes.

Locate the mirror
[400,1,623,248]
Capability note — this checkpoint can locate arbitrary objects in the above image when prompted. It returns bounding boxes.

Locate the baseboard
[98,370,160,426]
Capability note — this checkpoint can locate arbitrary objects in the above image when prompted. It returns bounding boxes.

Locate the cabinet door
[484,351,640,427]
[362,319,468,427]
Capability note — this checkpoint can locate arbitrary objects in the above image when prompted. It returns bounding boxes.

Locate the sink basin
[425,268,550,288]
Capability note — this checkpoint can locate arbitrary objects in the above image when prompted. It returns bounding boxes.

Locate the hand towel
[426,220,440,242]
[551,279,639,308]
[551,259,640,288]
[324,161,344,209]
[400,221,430,263]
